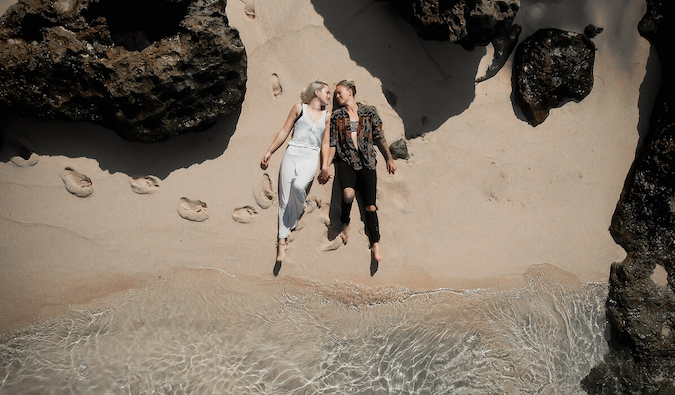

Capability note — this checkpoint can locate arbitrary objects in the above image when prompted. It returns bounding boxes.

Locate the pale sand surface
[0,0,656,331]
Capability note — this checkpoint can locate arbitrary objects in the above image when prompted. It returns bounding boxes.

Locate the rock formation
[513,28,597,127]
[582,0,675,393]
[386,0,519,47]
[389,138,409,160]
[386,0,520,83]
[475,23,521,84]
[0,0,247,142]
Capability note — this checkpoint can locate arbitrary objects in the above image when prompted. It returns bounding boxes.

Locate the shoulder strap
[294,103,304,124]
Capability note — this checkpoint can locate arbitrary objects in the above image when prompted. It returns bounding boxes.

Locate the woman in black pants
[318,80,397,263]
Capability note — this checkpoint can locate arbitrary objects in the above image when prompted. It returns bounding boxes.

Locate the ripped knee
[366,205,377,212]
[343,188,355,203]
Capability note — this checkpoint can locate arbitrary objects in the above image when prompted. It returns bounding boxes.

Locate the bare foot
[276,239,287,262]
[371,242,383,263]
[339,223,350,244]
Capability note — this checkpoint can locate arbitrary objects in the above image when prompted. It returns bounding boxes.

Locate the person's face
[334,85,352,106]
[316,85,331,106]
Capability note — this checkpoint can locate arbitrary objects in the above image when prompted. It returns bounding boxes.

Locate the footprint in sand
[304,195,322,214]
[232,205,259,223]
[240,0,255,19]
[61,167,93,197]
[253,172,275,209]
[317,216,344,250]
[271,73,283,99]
[321,238,343,251]
[177,197,209,222]
[8,138,39,167]
[130,176,160,194]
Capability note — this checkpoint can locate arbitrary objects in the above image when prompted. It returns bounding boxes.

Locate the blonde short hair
[300,81,328,104]
[336,79,356,96]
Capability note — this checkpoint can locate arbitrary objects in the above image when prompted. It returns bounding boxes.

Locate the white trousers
[278,146,319,239]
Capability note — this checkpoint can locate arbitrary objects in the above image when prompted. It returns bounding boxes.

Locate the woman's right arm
[261,103,303,169]
[318,113,336,183]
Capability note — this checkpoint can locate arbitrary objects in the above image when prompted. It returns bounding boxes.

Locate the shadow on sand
[0,110,240,180]
[310,0,484,138]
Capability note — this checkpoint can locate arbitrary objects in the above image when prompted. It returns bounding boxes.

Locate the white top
[287,103,326,151]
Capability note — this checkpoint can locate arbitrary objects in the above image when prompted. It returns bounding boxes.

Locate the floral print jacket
[329,103,384,171]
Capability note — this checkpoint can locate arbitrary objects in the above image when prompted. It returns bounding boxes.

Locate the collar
[335,102,368,118]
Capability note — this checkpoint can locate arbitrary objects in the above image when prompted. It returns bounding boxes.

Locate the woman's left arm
[375,136,397,175]
[370,107,397,175]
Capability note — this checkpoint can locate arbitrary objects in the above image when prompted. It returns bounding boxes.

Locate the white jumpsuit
[278,103,326,239]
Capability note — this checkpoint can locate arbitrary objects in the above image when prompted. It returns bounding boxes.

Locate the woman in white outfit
[260,81,332,265]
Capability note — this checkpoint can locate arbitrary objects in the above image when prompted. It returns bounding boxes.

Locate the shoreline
[0,260,601,334]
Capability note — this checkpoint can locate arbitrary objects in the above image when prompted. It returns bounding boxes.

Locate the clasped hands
[317,168,331,184]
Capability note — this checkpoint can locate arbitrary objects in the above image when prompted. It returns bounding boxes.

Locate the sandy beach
[0,0,656,332]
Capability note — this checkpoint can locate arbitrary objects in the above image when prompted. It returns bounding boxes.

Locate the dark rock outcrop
[0,0,246,142]
[389,138,409,160]
[582,0,675,393]
[386,0,520,48]
[513,28,597,127]
[386,0,520,83]
[475,23,521,84]
[584,24,604,39]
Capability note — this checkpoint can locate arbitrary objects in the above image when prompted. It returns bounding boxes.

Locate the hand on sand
[261,151,272,170]
[386,159,397,175]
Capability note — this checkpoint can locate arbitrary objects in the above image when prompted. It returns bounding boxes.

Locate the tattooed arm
[375,136,397,175]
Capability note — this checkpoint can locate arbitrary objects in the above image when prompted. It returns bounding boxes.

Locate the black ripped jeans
[336,159,380,245]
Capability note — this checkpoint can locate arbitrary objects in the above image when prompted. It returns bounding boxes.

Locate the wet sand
[0,264,609,393]
[0,0,657,332]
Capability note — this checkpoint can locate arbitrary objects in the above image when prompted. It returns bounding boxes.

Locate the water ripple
[0,265,608,394]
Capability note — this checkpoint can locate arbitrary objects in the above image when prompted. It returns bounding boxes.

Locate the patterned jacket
[329,103,384,171]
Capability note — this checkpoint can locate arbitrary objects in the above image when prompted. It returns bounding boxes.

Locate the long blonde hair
[300,81,328,104]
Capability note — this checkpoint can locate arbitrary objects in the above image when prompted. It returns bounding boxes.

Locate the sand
[0,0,657,331]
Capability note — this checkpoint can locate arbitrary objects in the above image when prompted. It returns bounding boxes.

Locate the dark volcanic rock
[0,0,247,142]
[514,28,596,127]
[389,138,409,160]
[582,0,675,393]
[386,0,520,49]
[475,23,521,83]
[386,0,520,83]
[584,24,604,39]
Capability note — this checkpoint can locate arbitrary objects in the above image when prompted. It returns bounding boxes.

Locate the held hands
[260,150,272,170]
[318,167,331,184]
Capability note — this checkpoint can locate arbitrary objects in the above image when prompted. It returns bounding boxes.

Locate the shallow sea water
[0,264,608,394]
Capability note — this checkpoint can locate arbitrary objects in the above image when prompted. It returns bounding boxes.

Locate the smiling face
[334,85,353,106]
[315,85,331,106]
